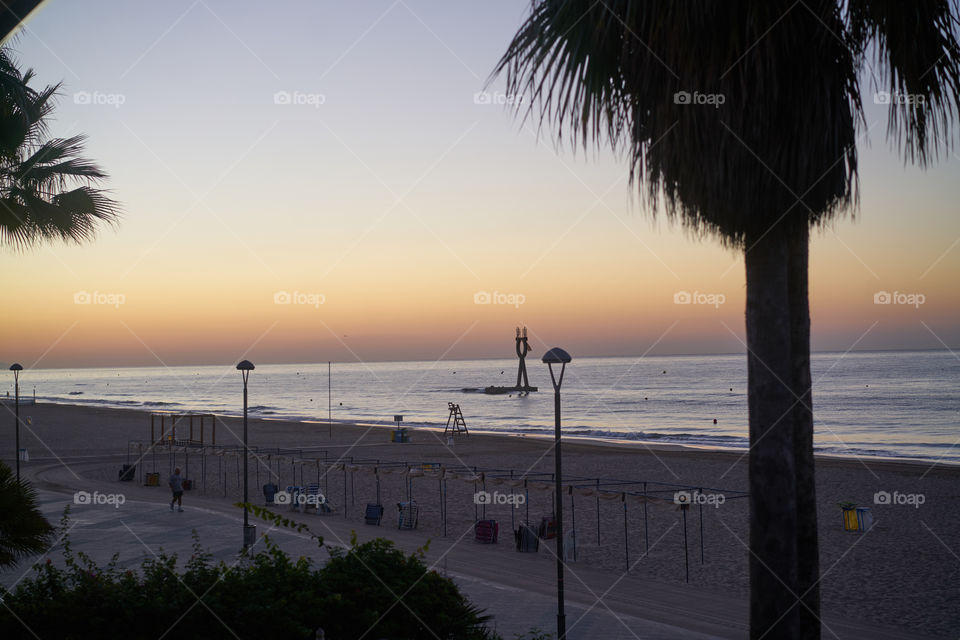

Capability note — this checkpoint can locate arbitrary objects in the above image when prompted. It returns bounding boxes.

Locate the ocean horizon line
[4,346,956,372]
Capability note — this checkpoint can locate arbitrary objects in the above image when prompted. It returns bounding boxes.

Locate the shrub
[0,510,498,640]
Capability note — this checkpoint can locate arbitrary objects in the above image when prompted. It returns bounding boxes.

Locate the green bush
[0,510,498,640]
[316,536,493,640]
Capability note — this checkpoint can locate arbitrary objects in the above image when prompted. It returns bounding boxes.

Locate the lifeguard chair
[444,403,468,436]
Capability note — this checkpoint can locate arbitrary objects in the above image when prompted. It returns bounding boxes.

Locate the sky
[0,0,958,369]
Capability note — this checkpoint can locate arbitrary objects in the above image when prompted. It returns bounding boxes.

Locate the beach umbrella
[494,4,960,637]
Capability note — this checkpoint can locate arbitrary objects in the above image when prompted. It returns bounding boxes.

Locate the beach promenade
[1,403,955,638]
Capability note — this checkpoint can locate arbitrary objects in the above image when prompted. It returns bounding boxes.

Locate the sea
[7,350,958,464]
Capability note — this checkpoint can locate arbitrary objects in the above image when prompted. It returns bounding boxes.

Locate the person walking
[169,467,184,512]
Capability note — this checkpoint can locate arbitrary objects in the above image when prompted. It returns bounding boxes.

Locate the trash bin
[841,506,858,532]
[263,482,278,504]
[145,472,160,487]
[856,507,873,532]
[119,464,136,481]
[391,428,408,443]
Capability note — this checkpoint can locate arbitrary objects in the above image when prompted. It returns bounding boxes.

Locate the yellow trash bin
[841,506,858,532]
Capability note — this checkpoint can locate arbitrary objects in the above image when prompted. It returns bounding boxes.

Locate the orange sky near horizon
[0,1,957,369]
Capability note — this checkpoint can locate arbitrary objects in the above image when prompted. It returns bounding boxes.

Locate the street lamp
[9,363,22,483]
[542,347,571,640]
[237,360,255,548]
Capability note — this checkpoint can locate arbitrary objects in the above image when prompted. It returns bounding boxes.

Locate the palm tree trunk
[790,221,820,638]
[745,224,800,639]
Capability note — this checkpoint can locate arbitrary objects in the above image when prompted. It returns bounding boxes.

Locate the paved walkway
[1,489,719,640]
[3,456,933,640]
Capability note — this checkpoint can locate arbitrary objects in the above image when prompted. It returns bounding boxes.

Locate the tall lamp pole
[542,347,572,640]
[9,363,22,483]
[237,360,255,548]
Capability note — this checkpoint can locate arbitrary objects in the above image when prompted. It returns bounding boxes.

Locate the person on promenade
[169,467,184,512]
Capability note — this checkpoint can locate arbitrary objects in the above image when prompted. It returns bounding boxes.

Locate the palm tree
[494,2,960,637]
[0,47,119,249]
[0,461,52,568]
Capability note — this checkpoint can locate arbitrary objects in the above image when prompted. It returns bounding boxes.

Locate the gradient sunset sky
[1,1,958,369]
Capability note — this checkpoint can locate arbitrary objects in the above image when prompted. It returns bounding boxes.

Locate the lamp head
[9,363,23,371]
[236,360,255,371]
[541,348,572,364]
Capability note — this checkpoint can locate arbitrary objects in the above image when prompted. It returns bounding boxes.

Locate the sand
[4,402,958,638]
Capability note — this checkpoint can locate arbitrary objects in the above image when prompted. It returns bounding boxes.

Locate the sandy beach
[4,402,958,638]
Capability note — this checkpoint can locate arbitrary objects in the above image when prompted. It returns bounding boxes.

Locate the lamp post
[542,347,571,640]
[237,360,255,548]
[9,363,22,483]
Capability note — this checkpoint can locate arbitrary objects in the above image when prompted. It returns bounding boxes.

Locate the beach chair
[538,516,557,540]
[474,519,499,544]
[286,485,303,511]
[303,483,325,513]
[397,501,418,529]
[515,524,539,552]
[365,503,384,525]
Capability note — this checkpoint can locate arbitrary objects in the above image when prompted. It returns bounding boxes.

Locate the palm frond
[847,0,960,164]
[494,0,863,246]
[0,462,54,568]
[15,135,108,186]
[0,45,120,250]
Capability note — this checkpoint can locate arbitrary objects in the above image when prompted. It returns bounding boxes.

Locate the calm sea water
[7,351,959,463]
